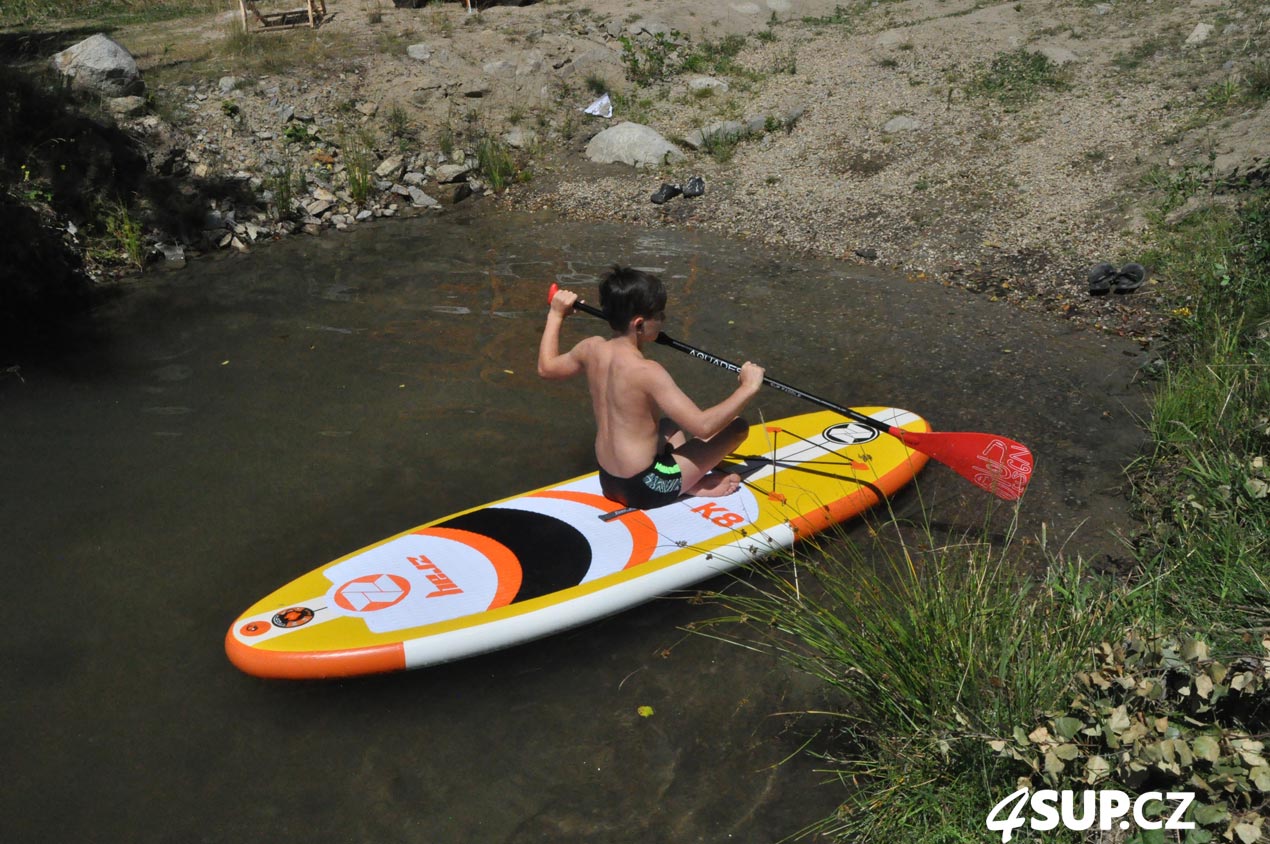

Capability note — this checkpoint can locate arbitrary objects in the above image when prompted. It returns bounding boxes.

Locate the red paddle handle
[546,284,605,319]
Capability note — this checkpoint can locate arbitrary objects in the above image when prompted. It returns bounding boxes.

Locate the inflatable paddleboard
[226,408,929,679]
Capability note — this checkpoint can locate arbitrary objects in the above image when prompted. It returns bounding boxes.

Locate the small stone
[883,115,920,133]
[1184,22,1214,45]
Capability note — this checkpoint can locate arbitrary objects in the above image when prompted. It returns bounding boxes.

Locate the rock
[1184,22,1214,45]
[151,242,186,270]
[107,96,148,118]
[626,20,676,40]
[483,60,516,77]
[355,102,378,117]
[1030,44,1080,65]
[855,247,879,260]
[502,126,539,149]
[304,198,333,217]
[585,122,685,168]
[408,186,441,208]
[51,34,144,97]
[683,120,747,150]
[218,76,241,94]
[687,75,729,93]
[883,115,920,133]
[516,53,545,77]
[435,163,472,183]
[375,155,405,180]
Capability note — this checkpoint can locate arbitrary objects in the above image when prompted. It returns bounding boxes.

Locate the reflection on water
[0,205,1145,844]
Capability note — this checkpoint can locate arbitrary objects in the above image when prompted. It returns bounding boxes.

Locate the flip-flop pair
[1088,262,1147,295]
[650,176,706,204]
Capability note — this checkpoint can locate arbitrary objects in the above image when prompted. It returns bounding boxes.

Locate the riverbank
[3,0,1266,346]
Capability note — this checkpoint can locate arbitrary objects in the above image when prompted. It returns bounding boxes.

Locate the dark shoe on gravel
[1113,262,1147,294]
[1087,262,1116,296]
[650,183,682,204]
[682,175,706,197]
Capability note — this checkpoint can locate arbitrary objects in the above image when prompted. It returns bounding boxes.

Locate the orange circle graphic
[333,573,412,613]
[240,620,270,637]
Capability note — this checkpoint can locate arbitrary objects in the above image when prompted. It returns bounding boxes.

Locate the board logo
[333,573,412,612]
[272,607,315,628]
[823,422,878,446]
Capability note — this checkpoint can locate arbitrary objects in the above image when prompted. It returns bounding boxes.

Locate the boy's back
[538,267,764,508]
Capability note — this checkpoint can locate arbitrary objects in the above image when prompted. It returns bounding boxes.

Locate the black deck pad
[438,508,593,603]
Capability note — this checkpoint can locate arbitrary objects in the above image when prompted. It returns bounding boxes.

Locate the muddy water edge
[1,205,1149,843]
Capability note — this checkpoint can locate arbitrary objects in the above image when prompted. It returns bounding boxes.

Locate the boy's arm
[643,360,763,440]
[538,288,587,380]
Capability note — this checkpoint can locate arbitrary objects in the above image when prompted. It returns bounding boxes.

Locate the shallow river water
[2,207,1148,843]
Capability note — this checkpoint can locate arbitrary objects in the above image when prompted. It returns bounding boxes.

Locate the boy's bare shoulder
[571,335,604,357]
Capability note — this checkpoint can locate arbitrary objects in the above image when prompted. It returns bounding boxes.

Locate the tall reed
[710,517,1121,841]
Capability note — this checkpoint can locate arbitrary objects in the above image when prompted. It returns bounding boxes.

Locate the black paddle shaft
[563,296,894,437]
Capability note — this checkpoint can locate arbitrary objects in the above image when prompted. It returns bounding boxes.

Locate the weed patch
[967,49,1071,109]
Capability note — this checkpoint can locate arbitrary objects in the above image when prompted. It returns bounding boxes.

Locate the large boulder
[585,122,685,169]
[51,34,144,97]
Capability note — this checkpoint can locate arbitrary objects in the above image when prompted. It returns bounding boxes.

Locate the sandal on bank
[682,175,706,197]
[650,183,682,204]
[1087,262,1116,296]
[1113,263,1147,294]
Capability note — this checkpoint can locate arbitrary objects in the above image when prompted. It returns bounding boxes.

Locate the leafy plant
[19,163,52,203]
[967,48,1071,108]
[618,31,687,86]
[102,198,145,269]
[1243,61,1270,104]
[988,634,1270,841]
[475,135,518,192]
[338,129,376,206]
[681,34,747,76]
[800,4,852,26]
[700,126,744,163]
[264,160,298,221]
[283,122,315,145]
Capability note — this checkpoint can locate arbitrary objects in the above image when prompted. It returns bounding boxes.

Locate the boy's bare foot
[688,472,741,498]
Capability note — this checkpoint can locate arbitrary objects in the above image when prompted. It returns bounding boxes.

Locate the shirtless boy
[537,266,765,510]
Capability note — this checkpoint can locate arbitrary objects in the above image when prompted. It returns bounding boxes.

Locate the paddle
[546,284,1034,501]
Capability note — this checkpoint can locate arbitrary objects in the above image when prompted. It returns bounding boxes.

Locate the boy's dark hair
[599,265,667,332]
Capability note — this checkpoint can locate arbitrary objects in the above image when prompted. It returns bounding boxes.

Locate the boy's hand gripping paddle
[546,284,1034,501]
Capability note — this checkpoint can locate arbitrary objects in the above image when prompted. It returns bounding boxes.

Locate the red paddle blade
[891,428,1034,501]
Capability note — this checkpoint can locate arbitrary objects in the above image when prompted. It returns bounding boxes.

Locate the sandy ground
[54,0,1270,341]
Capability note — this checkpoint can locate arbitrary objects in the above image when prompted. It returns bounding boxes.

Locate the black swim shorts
[598,443,683,510]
